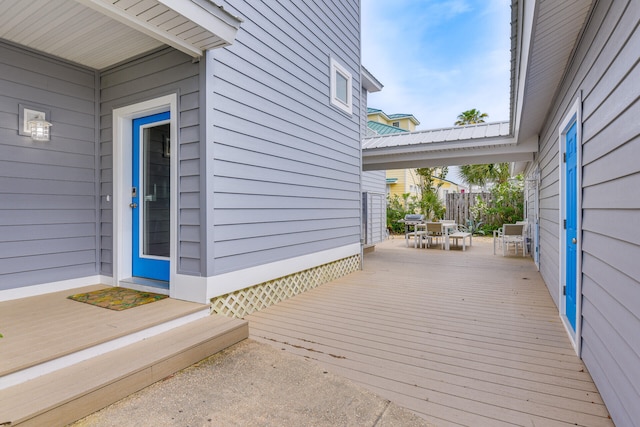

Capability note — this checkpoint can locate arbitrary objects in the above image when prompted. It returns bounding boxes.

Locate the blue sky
[362,0,511,130]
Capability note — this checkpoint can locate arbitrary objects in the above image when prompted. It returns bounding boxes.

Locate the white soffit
[0,0,241,69]
[514,0,592,142]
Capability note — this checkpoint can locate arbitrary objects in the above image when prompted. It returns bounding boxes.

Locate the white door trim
[558,94,583,356]
[112,95,178,291]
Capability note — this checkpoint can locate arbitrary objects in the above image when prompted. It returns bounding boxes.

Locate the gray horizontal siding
[362,171,387,245]
[209,0,362,274]
[99,48,201,276]
[0,41,98,291]
[534,1,640,424]
[361,171,386,194]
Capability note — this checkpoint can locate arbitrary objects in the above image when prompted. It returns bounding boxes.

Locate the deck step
[0,314,248,427]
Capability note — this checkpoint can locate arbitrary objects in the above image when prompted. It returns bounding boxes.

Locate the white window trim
[330,57,353,115]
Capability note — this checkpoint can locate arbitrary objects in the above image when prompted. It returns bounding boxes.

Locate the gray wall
[0,41,99,291]
[534,1,640,424]
[99,48,202,276]
[362,171,386,194]
[206,0,362,275]
[361,83,387,245]
[362,171,387,245]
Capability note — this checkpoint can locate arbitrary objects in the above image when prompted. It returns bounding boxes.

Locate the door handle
[571,238,577,244]
[129,203,138,208]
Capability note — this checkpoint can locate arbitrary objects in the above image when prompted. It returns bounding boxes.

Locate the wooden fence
[445,192,492,225]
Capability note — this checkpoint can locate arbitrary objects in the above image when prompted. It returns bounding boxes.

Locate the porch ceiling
[0,0,242,70]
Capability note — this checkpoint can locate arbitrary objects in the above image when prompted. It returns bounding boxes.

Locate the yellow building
[367,108,466,207]
[367,108,419,132]
[386,168,463,204]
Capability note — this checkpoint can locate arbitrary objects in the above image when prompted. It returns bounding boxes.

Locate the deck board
[0,284,208,376]
[246,237,613,426]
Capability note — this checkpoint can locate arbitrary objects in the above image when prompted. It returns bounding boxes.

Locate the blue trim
[132,112,170,282]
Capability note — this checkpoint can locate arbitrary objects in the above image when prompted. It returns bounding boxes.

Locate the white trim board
[171,243,362,303]
[0,275,113,302]
[0,244,361,304]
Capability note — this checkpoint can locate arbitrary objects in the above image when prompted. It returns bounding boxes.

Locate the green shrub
[471,177,524,231]
[387,194,410,234]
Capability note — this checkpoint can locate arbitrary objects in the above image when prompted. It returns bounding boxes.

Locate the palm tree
[458,163,510,190]
[454,109,507,190]
[454,109,488,126]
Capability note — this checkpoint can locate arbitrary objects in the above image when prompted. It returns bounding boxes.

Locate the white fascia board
[364,152,535,171]
[512,0,538,142]
[158,0,242,45]
[76,0,203,57]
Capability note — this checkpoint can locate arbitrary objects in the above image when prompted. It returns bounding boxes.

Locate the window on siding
[330,57,352,114]
[392,121,400,127]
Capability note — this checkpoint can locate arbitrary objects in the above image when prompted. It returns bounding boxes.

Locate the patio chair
[493,226,503,254]
[501,224,526,256]
[493,221,528,254]
[424,222,445,249]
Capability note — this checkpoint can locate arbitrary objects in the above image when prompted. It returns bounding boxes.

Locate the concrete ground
[71,339,433,427]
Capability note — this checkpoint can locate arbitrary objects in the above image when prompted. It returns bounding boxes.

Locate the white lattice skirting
[211,255,361,318]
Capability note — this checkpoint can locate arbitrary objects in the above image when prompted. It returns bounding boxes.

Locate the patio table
[414,222,458,250]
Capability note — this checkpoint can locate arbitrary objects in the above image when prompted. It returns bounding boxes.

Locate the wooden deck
[0,284,207,377]
[0,285,248,426]
[247,237,614,427]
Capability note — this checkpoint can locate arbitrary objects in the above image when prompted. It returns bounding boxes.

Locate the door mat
[68,287,168,311]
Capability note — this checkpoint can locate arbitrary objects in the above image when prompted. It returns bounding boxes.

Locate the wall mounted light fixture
[19,105,52,141]
[27,114,52,141]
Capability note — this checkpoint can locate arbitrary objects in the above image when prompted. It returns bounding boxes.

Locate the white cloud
[362,0,511,129]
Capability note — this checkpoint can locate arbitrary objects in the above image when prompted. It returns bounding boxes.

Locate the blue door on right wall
[565,121,578,332]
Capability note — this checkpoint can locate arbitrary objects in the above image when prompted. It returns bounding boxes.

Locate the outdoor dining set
[399,214,528,256]
[398,214,473,251]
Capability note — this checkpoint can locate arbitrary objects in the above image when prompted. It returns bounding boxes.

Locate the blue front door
[132,112,170,282]
[565,121,578,331]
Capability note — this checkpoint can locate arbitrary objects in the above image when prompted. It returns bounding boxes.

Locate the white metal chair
[501,224,526,256]
[493,227,503,254]
[422,222,445,249]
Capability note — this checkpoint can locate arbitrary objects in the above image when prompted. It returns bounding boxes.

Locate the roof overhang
[362,66,383,92]
[363,134,537,171]
[0,0,242,70]
[510,0,593,144]
[362,121,537,171]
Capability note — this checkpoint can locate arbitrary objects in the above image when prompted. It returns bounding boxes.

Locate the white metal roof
[0,0,242,70]
[362,122,510,150]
